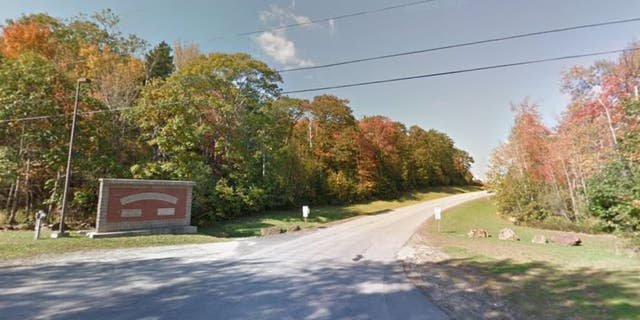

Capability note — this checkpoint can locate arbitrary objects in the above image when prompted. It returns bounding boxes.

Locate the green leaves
[587,160,640,233]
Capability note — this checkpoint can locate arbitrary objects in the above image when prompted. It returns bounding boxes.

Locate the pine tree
[144,41,174,81]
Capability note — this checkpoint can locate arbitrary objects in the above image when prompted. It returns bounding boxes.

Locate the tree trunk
[47,170,62,218]
[8,175,20,224]
[561,159,578,219]
[5,181,14,212]
[24,158,31,217]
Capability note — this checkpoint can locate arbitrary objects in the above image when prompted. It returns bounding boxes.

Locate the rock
[78,222,93,229]
[531,234,547,244]
[14,223,31,230]
[467,228,490,238]
[51,222,70,231]
[549,233,581,246]
[286,225,301,233]
[498,228,519,241]
[260,226,283,236]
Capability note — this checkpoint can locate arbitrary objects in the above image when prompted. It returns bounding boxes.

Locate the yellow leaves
[173,41,201,71]
[77,43,144,109]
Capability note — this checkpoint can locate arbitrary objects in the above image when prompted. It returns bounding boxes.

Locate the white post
[434,207,442,233]
[302,205,310,224]
[34,210,46,240]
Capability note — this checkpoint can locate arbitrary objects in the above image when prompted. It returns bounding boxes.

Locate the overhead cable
[282,47,640,94]
[278,17,640,73]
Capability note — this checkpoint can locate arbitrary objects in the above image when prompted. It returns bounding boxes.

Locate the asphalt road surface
[1,191,488,320]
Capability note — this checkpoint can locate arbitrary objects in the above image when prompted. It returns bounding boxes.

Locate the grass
[0,185,481,261]
[423,198,640,319]
[0,230,225,262]
[201,186,482,237]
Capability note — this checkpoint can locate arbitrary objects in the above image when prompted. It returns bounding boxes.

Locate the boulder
[260,226,283,236]
[50,222,70,231]
[498,228,519,241]
[549,233,581,246]
[14,223,31,230]
[467,228,490,238]
[286,225,301,233]
[531,234,547,244]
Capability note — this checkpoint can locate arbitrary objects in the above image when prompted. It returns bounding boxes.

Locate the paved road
[0,191,488,320]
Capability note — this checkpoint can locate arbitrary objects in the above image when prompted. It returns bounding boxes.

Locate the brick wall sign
[91,179,197,237]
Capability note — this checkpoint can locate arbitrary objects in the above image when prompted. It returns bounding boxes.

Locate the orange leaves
[1,21,56,59]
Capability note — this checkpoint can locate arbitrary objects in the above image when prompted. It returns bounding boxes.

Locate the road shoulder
[399,221,515,319]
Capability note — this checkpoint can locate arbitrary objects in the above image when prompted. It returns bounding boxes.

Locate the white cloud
[260,5,311,27]
[256,5,315,68]
[328,19,335,35]
[257,31,314,67]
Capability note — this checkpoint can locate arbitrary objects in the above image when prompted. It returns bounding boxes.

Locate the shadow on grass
[404,257,640,320]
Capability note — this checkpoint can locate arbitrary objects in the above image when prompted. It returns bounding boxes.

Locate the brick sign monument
[88,179,197,238]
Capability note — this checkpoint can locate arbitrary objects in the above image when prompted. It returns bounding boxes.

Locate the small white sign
[434,207,442,220]
[302,206,310,218]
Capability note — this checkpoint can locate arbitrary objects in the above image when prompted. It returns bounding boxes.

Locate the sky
[1,0,640,179]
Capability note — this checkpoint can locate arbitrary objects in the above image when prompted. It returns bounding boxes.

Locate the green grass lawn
[0,230,225,262]
[0,186,481,261]
[201,186,481,237]
[424,198,640,319]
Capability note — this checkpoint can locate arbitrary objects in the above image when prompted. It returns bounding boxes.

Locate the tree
[129,52,283,223]
[173,40,200,70]
[488,100,552,222]
[356,116,405,198]
[144,41,174,81]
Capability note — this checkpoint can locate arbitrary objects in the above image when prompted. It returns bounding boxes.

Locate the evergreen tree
[144,41,174,80]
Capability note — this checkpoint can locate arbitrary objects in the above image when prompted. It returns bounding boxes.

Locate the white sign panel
[302,206,310,218]
[434,207,442,220]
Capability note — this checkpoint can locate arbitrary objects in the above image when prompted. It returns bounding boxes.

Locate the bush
[527,216,603,234]
[587,160,640,233]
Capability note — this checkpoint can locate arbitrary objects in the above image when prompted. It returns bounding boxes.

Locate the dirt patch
[400,223,517,319]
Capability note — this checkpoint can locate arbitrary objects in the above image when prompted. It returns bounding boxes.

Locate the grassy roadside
[200,186,482,237]
[418,198,640,319]
[0,231,225,262]
[0,186,481,261]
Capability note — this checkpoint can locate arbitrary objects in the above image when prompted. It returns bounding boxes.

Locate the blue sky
[2,0,640,179]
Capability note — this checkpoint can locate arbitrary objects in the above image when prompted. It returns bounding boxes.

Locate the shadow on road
[1,255,442,320]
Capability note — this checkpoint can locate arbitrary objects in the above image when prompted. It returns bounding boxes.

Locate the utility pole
[52,78,91,238]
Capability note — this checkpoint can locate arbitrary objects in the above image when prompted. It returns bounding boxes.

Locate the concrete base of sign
[50,232,69,238]
[86,226,197,239]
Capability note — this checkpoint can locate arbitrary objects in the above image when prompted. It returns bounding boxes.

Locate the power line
[0,101,186,124]
[211,0,436,40]
[278,17,640,73]
[282,47,640,94]
[3,47,639,123]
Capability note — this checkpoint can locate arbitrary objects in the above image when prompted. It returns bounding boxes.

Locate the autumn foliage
[0,12,475,226]
[489,46,640,237]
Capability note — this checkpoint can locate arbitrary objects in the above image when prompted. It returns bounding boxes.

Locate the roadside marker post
[34,210,47,240]
[302,205,310,224]
[434,207,442,233]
